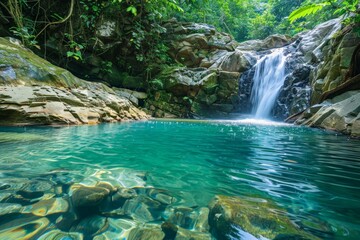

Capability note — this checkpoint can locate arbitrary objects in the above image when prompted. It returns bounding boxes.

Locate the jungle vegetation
[0,0,358,83]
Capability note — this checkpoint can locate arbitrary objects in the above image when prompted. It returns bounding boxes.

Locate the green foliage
[80,0,106,29]
[10,26,38,47]
[289,0,360,27]
[249,8,276,39]
[289,3,330,23]
[175,0,308,41]
[64,33,84,61]
[100,61,113,75]
[149,78,164,90]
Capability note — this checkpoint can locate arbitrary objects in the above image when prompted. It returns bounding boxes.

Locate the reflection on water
[1,120,360,239]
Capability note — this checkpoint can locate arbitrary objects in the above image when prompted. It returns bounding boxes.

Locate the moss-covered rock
[0,37,148,125]
[208,195,319,240]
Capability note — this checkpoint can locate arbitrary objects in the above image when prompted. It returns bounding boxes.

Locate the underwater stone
[0,216,50,239]
[208,195,319,240]
[161,221,178,240]
[122,195,164,222]
[22,197,69,217]
[136,187,175,205]
[0,193,11,202]
[128,224,165,240]
[167,206,198,229]
[96,182,118,193]
[93,218,136,240]
[175,227,212,240]
[54,211,78,231]
[17,180,53,199]
[71,216,107,237]
[70,184,110,208]
[195,207,210,232]
[38,229,84,240]
[0,203,23,215]
[99,188,137,215]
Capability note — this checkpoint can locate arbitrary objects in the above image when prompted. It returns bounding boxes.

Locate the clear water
[1,120,360,239]
[250,49,287,118]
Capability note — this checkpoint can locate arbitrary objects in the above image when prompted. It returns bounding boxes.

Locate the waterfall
[250,49,287,118]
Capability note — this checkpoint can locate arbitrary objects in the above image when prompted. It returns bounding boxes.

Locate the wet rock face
[273,63,312,119]
[146,20,257,118]
[0,37,148,125]
[296,90,360,138]
[147,68,241,118]
[308,25,360,105]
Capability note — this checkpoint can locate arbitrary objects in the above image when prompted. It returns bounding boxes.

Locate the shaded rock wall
[293,21,360,137]
[0,37,148,125]
[147,17,360,137]
[146,20,291,118]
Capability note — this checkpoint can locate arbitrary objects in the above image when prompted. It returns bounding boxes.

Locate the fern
[289,3,331,23]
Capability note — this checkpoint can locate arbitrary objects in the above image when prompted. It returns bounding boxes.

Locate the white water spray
[250,49,287,118]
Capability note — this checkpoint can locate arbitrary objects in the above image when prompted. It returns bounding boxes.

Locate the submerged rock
[167,206,200,230]
[71,215,107,237]
[175,227,212,240]
[0,216,50,239]
[93,218,136,239]
[38,229,83,240]
[128,224,165,240]
[22,198,69,217]
[70,184,110,208]
[0,203,22,216]
[208,195,319,240]
[162,221,179,240]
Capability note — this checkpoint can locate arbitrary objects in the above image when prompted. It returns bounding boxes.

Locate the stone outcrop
[147,20,293,118]
[295,90,360,137]
[0,37,148,125]
[208,195,323,240]
[291,21,360,137]
[308,22,360,105]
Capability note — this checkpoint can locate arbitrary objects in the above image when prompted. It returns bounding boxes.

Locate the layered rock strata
[0,37,148,125]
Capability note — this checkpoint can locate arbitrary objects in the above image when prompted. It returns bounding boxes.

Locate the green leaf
[92,5,99,12]
[67,51,74,57]
[127,6,137,16]
[288,3,330,23]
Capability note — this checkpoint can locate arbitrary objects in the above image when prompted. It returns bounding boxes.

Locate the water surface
[1,119,360,239]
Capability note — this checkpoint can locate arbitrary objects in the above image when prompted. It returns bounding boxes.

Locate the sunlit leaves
[126,6,137,15]
[289,3,330,23]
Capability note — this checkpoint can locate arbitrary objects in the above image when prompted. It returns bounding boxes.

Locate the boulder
[0,37,148,126]
[208,195,319,240]
[70,184,110,208]
[237,34,292,51]
[297,91,360,137]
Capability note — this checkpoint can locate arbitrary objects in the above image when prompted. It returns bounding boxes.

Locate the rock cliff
[146,18,360,137]
[293,21,360,137]
[0,37,148,125]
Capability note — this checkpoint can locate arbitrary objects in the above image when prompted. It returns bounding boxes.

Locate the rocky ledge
[295,90,360,138]
[0,37,148,125]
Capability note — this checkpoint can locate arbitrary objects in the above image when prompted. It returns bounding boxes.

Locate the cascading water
[250,49,287,118]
